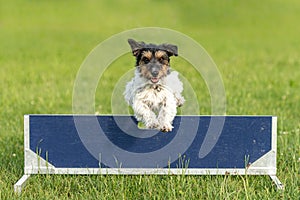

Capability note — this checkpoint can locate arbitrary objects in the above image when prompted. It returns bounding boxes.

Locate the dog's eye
[142,57,150,64]
[158,57,165,64]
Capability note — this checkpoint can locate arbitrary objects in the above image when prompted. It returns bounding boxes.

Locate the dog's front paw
[160,122,173,132]
[145,120,160,129]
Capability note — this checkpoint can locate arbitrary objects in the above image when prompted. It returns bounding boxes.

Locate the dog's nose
[152,71,159,77]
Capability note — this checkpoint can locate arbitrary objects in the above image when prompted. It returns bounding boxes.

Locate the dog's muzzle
[151,71,159,83]
[150,68,160,83]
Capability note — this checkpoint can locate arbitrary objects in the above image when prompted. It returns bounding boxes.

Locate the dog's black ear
[161,43,178,57]
[128,39,145,57]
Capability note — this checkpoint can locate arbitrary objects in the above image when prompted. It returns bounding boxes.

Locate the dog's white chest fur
[134,85,174,112]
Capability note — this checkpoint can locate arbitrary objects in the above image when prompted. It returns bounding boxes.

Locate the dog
[124,39,185,132]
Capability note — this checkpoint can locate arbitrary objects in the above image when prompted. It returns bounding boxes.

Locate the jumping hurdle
[14,115,283,193]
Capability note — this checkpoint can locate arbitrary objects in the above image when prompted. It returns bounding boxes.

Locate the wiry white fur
[165,71,185,107]
[124,70,185,132]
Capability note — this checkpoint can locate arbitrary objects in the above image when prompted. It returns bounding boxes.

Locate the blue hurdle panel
[23,115,277,176]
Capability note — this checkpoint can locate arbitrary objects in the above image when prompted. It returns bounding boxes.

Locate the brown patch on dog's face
[139,51,152,65]
[137,50,170,84]
[155,50,169,65]
[139,64,152,80]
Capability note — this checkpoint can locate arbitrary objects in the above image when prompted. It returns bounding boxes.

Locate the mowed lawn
[0,0,299,199]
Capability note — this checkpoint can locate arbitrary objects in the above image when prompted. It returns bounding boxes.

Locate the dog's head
[128,39,178,84]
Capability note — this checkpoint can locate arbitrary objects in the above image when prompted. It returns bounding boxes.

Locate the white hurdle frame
[14,115,283,193]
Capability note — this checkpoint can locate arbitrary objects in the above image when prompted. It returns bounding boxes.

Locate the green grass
[0,0,299,199]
